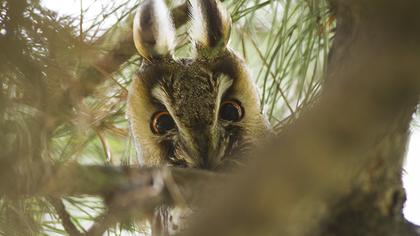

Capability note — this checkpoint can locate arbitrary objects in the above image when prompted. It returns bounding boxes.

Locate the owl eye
[151,111,175,134]
[220,100,243,122]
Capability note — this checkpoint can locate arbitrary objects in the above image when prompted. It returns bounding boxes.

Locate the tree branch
[49,197,84,236]
[1,163,224,206]
[0,163,225,232]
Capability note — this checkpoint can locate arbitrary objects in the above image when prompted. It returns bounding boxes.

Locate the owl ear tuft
[133,0,176,61]
[189,0,232,59]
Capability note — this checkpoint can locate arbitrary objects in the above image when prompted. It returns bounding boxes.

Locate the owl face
[127,0,268,169]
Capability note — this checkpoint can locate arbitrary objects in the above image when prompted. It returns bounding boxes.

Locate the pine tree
[0,0,418,235]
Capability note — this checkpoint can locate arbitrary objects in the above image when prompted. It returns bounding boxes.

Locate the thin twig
[80,0,84,41]
[49,197,84,236]
[85,209,117,236]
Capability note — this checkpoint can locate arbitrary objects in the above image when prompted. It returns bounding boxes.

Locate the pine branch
[0,163,223,203]
[0,163,224,233]
[49,197,84,236]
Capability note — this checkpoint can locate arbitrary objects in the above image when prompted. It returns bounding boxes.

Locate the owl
[127,0,268,234]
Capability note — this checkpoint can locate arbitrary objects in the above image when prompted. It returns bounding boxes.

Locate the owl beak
[181,128,222,170]
[196,132,220,169]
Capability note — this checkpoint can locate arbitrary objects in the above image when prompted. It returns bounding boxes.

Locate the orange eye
[151,111,175,134]
[220,100,243,122]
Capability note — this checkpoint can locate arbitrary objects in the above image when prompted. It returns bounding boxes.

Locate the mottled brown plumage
[127,0,268,234]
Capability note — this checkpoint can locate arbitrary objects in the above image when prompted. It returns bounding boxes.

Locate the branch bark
[49,197,84,236]
[1,163,226,232]
[0,164,223,201]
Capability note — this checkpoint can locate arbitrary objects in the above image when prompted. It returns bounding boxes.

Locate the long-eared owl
[127,0,268,234]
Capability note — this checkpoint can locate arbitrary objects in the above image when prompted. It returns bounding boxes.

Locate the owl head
[127,0,268,169]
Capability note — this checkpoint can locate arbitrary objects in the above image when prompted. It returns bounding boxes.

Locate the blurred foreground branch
[0,164,221,200]
[0,163,223,235]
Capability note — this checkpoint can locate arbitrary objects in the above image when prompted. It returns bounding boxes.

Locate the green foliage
[228,0,332,123]
[0,0,332,234]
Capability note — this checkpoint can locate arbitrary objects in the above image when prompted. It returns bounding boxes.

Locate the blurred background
[0,0,418,234]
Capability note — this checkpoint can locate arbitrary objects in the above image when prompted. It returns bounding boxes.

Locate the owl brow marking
[214,74,233,125]
[151,78,186,134]
[151,83,169,107]
[151,79,175,116]
[218,74,234,98]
